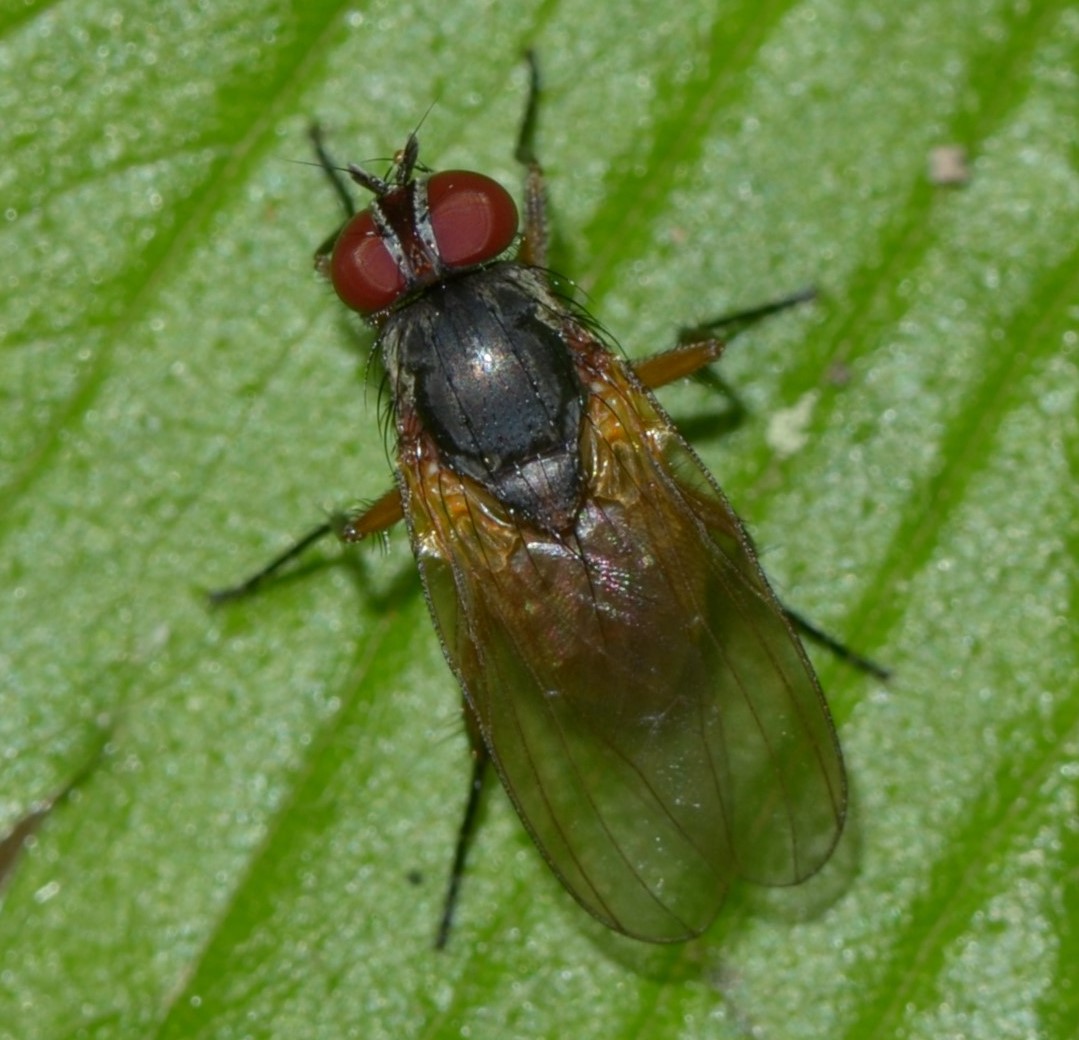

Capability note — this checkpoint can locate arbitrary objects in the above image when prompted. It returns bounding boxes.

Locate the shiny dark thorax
[381,263,585,533]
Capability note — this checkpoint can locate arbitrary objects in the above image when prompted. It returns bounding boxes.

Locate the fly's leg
[514,51,550,269]
[209,487,403,603]
[310,123,358,221]
[435,713,490,950]
[785,608,890,680]
[513,50,811,390]
[212,113,412,608]
[309,123,357,276]
[633,288,817,389]
[633,290,890,680]
[335,487,405,542]
[209,522,335,603]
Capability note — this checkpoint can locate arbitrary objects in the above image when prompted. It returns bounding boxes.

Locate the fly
[213,55,884,947]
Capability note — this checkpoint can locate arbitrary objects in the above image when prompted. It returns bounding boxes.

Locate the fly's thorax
[381,263,587,533]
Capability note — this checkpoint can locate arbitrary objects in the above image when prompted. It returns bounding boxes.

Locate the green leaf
[2,1,1077,1038]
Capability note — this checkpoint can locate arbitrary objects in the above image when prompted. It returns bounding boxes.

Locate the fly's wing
[400,352,845,942]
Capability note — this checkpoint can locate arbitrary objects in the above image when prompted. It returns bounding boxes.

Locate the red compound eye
[328,172,518,316]
[427,171,518,269]
[330,210,407,315]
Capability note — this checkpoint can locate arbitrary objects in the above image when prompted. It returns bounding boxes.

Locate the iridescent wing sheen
[400,349,845,942]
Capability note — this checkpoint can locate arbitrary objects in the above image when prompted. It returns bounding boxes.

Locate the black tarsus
[678,286,818,345]
[786,607,891,680]
[515,50,542,168]
[208,521,335,604]
[309,124,356,220]
[435,751,490,950]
